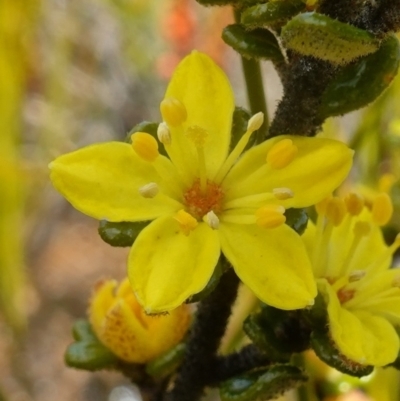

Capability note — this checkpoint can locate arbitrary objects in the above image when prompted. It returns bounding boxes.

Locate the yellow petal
[49,142,182,221]
[163,51,235,181]
[128,216,220,313]
[318,279,399,366]
[223,136,353,209]
[219,222,317,310]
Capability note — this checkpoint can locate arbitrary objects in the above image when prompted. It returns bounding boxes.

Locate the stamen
[213,112,264,183]
[372,193,393,226]
[160,97,187,127]
[138,182,159,198]
[186,125,208,192]
[203,211,220,230]
[349,270,366,282]
[366,233,400,272]
[325,197,346,226]
[315,196,332,216]
[247,112,264,132]
[266,139,298,170]
[157,122,172,145]
[378,173,396,193]
[345,193,364,216]
[255,205,286,229]
[174,210,198,236]
[131,132,159,162]
[273,187,294,200]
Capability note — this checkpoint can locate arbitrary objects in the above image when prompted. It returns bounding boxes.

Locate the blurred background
[1,1,400,400]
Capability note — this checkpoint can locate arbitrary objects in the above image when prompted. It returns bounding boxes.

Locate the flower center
[183,179,224,220]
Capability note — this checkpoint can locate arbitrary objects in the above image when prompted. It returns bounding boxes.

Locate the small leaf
[220,365,307,401]
[284,208,308,235]
[98,220,149,247]
[310,330,374,377]
[319,34,400,118]
[281,12,379,65]
[222,24,284,63]
[65,341,118,371]
[146,343,186,378]
[241,0,306,29]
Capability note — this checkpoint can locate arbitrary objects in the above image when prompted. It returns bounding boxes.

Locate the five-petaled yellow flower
[89,278,190,363]
[50,51,353,313]
[303,193,400,366]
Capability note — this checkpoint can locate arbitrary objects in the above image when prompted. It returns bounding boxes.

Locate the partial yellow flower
[303,193,400,366]
[50,51,353,313]
[89,278,190,363]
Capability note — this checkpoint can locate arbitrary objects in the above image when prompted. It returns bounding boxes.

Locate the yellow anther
[325,197,346,226]
[353,221,371,237]
[186,125,208,148]
[255,205,286,229]
[348,270,366,282]
[174,209,198,236]
[272,187,294,200]
[372,192,393,226]
[247,112,264,132]
[131,132,159,162]
[345,193,364,216]
[266,139,298,170]
[157,122,172,145]
[138,182,159,199]
[378,173,396,193]
[160,97,187,127]
[315,195,332,215]
[203,210,220,230]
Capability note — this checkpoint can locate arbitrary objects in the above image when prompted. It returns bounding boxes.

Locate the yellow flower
[89,278,190,363]
[49,51,353,313]
[303,193,400,366]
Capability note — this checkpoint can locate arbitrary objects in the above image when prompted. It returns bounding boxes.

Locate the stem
[164,265,240,401]
[233,8,269,143]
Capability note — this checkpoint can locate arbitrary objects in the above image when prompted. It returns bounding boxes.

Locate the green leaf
[65,341,118,371]
[241,0,306,29]
[98,220,149,247]
[72,319,98,342]
[146,343,186,378]
[220,365,307,401]
[310,330,374,377]
[222,24,284,63]
[319,34,400,118]
[281,12,379,65]
[284,208,308,235]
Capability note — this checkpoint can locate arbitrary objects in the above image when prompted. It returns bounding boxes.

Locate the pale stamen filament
[213,113,264,184]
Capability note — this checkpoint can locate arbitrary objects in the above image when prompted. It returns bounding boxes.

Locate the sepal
[319,34,400,118]
[65,319,119,371]
[222,24,284,63]
[98,220,149,247]
[219,365,307,401]
[241,0,305,29]
[146,343,186,378]
[310,329,374,377]
[281,12,379,65]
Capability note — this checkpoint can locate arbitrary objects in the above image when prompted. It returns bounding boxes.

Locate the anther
[273,187,294,200]
[349,270,366,282]
[255,205,286,229]
[345,193,364,216]
[325,197,346,226]
[315,196,332,215]
[138,183,159,199]
[160,97,187,127]
[266,139,298,170]
[247,112,264,132]
[372,193,393,226]
[203,211,220,230]
[131,132,159,162]
[157,122,172,145]
[174,210,198,236]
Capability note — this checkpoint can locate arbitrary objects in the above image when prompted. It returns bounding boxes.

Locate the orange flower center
[183,179,224,220]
